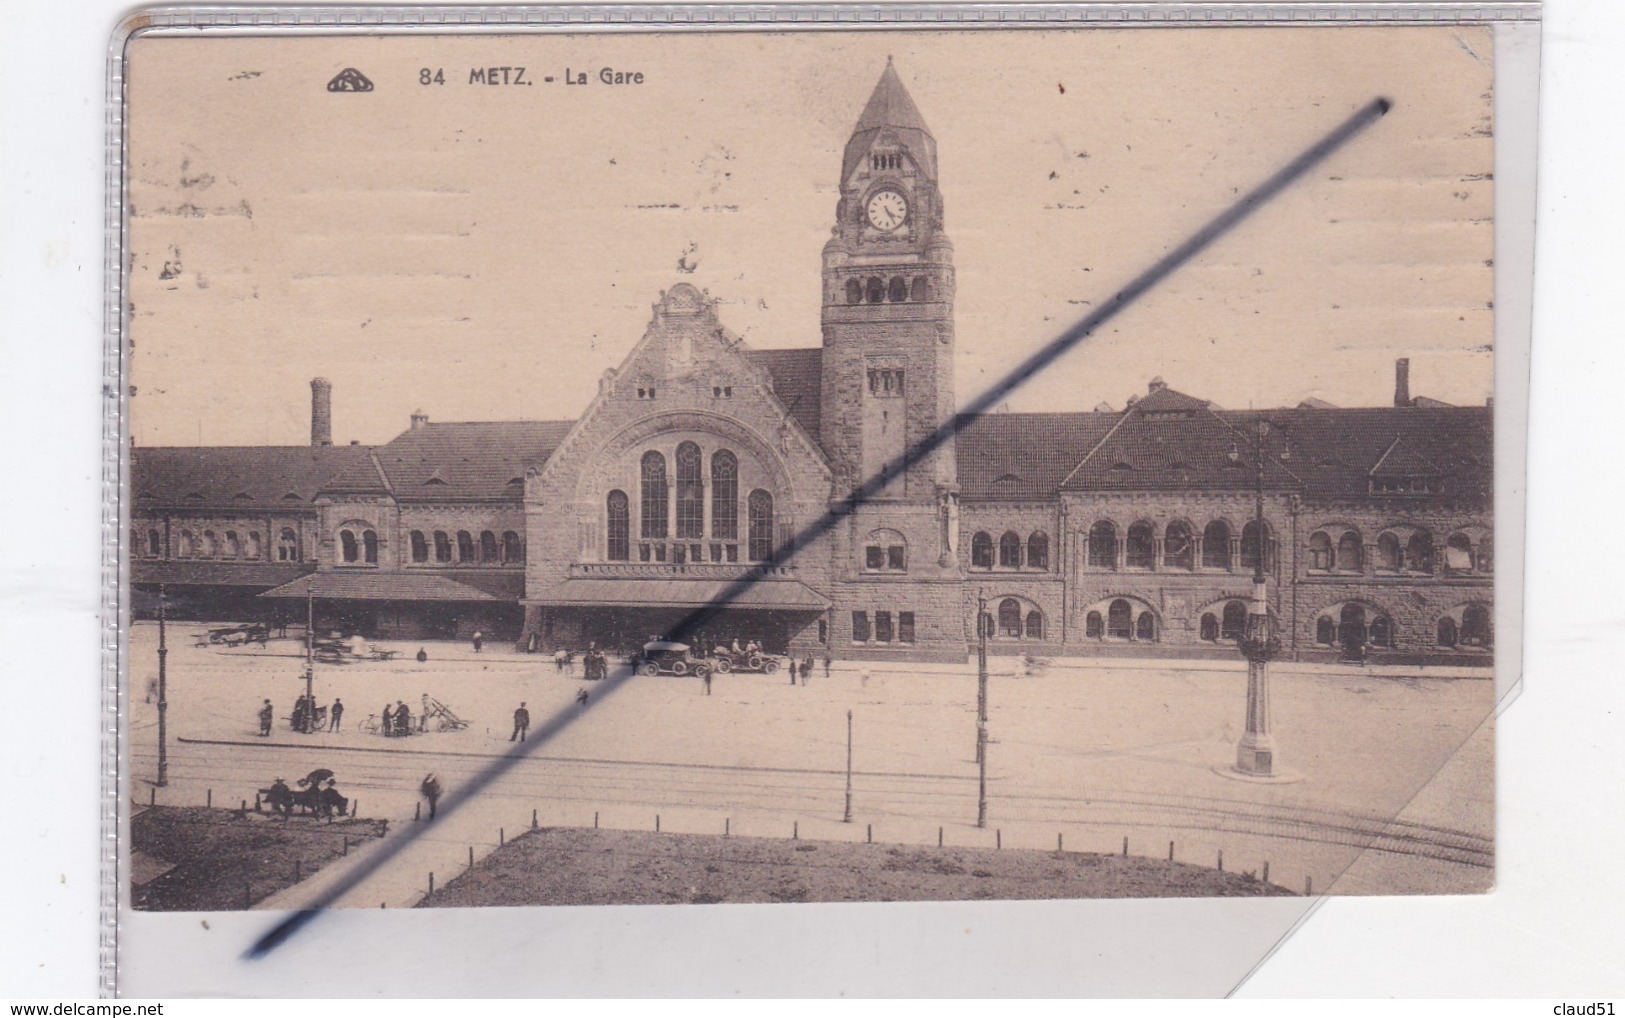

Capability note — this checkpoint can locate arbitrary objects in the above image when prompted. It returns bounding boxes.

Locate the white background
[2,0,1623,999]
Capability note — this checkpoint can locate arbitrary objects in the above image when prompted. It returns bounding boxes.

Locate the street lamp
[302,582,316,734]
[156,583,169,787]
[1220,419,1301,784]
[976,589,989,827]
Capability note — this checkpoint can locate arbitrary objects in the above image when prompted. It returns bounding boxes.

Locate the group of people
[552,645,611,679]
[380,699,415,737]
[259,695,346,735]
[784,655,823,686]
[263,775,348,819]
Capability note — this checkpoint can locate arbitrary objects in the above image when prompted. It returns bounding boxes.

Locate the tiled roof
[742,348,823,444]
[529,577,830,610]
[842,60,937,183]
[373,420,574,501]
[258,571,510,602]
[131,561,315,588]
[956,412,1120,500]
[132,445,376,510]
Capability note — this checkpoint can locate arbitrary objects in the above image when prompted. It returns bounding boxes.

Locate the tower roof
[842,59,937,183]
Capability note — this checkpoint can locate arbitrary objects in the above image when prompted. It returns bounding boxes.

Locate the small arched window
[1309,531,1332,571]
[1086,611,1105,639]
[1369,615,1393,647]
[340,530,359,564]
[363,530,379,564]
[1200,613,1219,641]
[1241,520,1274,573]
[1089,522,1118,569]
[1337,531,1364,572]
[147,529,162,557]
[1316,616,1336,645]
[1027,532,1049,571]
[277,528,299,562]
[888,276,908,303]
[1164,522,1194,570]
[457,531,476,563]
[1125,522,1155,569]
[711,450,738,541]
[998,598,1022,638]
[607,491,630,561]
[434,531,452,563]
[998,531,1022,568]
[747,489,774,561]
[224,531,240,559]
[911,276,931,302]
[1405,531,1434,573]
[641,451,668,540]
[1202,521,1231,569]
[1136,613,1157,641]
[1462,604,1492,647]
[1377,532,1402,571]
[1445,532,1475,572]
[177,530,194,558]
[200,530,217,558]
[246,532,262,560]
[1437,616,1459,647]
[1107,599,1133,639]
[676,441,704,540]
[971,532,993,570]
[846,278,863,305]
[1025,610,1044,640]
[480,531,499,563]
[866,277,885,303]
[503,531,523,564]
[1222,600,1247,642]
[410,530,428,564]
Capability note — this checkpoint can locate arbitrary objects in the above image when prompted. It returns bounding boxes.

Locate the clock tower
[820,58,957,505]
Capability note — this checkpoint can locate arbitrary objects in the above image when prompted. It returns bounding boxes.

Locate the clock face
[866,189,909,231]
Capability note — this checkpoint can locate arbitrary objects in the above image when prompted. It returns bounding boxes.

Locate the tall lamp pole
[1228,419,1296,782]
[843,709,854,823]
[156,583,169,787]
[303,583,316,734]
[976,589,989,828]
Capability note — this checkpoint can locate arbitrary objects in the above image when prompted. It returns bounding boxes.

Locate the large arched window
[1125,521,1155,569]
[1136,612,1157,641]
[641,451,668,540]
[970,532,993,570]
[998,531,1022,568]
[277,528,300,562]
[1369,615,1392,647]
[1404,531,1434,573]
[1241,520,1274,573]
[998,598,1022,638]
[845,279,863,305]
[1027,532,1049,571]
[1376,532,1402,571]
[1337,531,1364,572]
[866,277,885,303]
[1025,610,1045,640]
[1164,522,1194,570]
[1089,521,1118,569]
[457,531,476,563]
[1202,521,1231,569]
[409,530,428,564]
[363,530,378,564]
[1445,532,1475,572]
[502,530,523,564]
[147,529,163,557]
[1200,613,1219,641]
[480,531,499,563]
[911,276,931,302]
[1221,600,1247,642]
[1086,611,1105,639]
[1309,531,1332,571]
[888,276,908,302]
[711,450,738,540]
[340,530,359,563]
[607,491,630,561]
[864,529,907,573]
[675,441,704,540]
[1107,599,1133,639]
[747,489,774,561]
[1437,616,1459,647]
[1461,604,1492,647]
[434,531,452,563]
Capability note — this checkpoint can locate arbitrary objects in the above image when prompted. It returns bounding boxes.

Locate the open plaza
[126,621,1493,909]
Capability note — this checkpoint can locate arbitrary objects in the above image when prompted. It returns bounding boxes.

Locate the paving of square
[126,623,1493,910]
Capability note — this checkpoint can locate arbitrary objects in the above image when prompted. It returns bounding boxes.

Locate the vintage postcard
[119,15,1509,960]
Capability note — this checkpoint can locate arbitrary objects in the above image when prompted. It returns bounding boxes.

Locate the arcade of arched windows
[974,595,1047,642]
[1081,519,1276,574]
[968,530,1050,572]
[604,443,781,565]
[1435,602,1493,650]
[1308,524,1491,577]
[1311,600,1399,653]
[1080,596,1160,643]
[844,274,936,306]
[405,527,524,567]
[140,523,281,562]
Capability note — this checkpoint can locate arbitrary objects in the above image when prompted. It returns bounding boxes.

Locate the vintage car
[632,641,712,678]
[709,648,780,674]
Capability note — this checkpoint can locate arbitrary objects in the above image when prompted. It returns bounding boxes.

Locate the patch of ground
[131,805,387,911]
[421,827,1294,908]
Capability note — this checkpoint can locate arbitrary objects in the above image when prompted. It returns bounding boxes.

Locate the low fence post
[1057,833,1064,853]
[1305,875,1313,896]
[342,836,349,857]
[1169,841,1175,861]
[996,829,1002,850]
[1218,850,1224,873]
[206,789,212,808]
[725,817,730,837]
[866,823,872,844]
[594,811,599,829]
[241,799,247,812]
[468,846,474,870]
[293,859,301,882]
[254,792,261,812]
[938,827,943,848]
[499,828,505,847]
[793,821,798,840]
[532,808,538,829]
[428,872,434,896]
[415,801,421,822]
[149,787,155,806]
[1122,836,1128,857]
[1263,861,1270,884]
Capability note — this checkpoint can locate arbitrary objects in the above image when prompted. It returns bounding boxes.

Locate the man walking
[420,773,442,820]
[511,701,530,742]
[472,630,484,654]
[258,698,274,737]
[823,654,832,680]
[329,698,344,731]
[802,655,815,686]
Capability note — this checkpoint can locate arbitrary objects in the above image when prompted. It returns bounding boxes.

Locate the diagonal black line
[246,96,1390,959]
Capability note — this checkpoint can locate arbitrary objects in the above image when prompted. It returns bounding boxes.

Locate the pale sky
[127,27,1494,447]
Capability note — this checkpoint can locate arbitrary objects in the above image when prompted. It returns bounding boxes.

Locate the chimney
[1394,358,1411,408]
[1148,376,1167,394]
[310,377,333,446]
[410,409,429,431]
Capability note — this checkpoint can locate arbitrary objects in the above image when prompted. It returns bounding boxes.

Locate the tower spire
[842,60,936,183]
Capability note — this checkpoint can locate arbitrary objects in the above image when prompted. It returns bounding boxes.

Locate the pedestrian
[416,647,428,663]
[382,702,395,737]
[329,698,344,731]
[394,700,412,737]
[266,777,293,817]
[320,779,347,819]
[420,773,442,820]
[703,669,712,696]
[472,630,483,654]
[554,648,566,673]
[801,655,814,685]
[575,687,589,706]
[258,698,274,737]
[823,654,831,679]
[788,658,797,685]
[511,701,530,742]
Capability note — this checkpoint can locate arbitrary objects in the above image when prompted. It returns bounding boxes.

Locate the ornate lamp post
[156,584,169,787]
[976,589,989,827]
[1221,420,1301,783]
[302,583,316,734]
